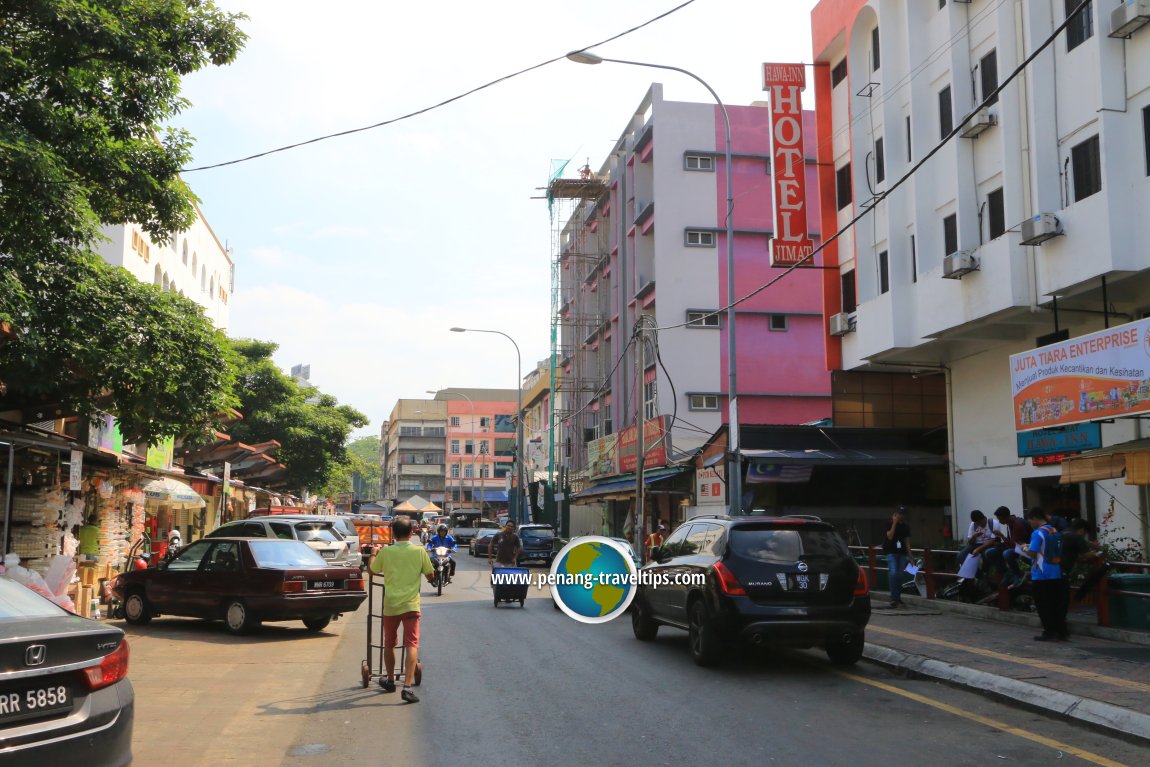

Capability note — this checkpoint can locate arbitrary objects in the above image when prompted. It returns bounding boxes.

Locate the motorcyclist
[425,523,458,580]
[162,529,183,565]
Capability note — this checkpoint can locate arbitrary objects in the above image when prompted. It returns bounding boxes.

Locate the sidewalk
[863,593,1150,744]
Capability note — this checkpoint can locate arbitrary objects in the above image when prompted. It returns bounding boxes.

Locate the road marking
[869,625,1150,694]
[834,669,1129,767]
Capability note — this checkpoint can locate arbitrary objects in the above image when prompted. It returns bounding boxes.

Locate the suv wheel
[631,596,658,641]
[825,633,865,665]
[687,600,721,666]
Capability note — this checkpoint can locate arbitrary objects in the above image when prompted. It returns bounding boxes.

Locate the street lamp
[450,327,526,524]
[567,50,742,517]
[428,389,478,514]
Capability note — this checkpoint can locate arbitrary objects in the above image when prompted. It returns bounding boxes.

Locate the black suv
[632,515,870,666]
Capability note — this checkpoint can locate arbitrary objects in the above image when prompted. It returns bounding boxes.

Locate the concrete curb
[863,643,1150,745]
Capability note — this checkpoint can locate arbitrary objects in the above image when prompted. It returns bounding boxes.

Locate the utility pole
[634,319,646,564]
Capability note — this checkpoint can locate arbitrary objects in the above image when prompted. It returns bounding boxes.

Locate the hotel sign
[1016,423,1101,458]
[1010,317,1150,432]
[763,63,815,267]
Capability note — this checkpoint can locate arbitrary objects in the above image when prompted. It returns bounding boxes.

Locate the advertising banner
[69,449,83,491]
[763,62,815,267]
[586,434,618,479]
[617,416,669,474]
[695,465,726,505]
[145,436,175,470]
[1010,317,1150,432]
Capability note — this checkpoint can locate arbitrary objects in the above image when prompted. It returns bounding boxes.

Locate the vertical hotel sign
[763,63,814,267]
[1010,317,1150,432]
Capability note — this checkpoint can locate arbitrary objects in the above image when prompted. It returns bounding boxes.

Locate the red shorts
[383,612,421,649]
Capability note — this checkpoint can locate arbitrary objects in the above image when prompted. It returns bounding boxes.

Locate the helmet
[168,529,182,542]
[437,523,448,534]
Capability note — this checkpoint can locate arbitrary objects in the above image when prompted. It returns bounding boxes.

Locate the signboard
[618,416,669,474]
[1010,317,1150,432]
[145,436,175,470]
[586,434,619,479]
[1016,423,1101,457]
[763,63,815,267]
[695,465,726,505]
[222,461,232,497]
[69,449,83,491]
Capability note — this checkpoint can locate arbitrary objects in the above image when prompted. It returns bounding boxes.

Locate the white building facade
[95,200,233,330]
[812,0,1150,550]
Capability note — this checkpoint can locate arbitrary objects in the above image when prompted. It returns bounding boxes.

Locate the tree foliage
[320,436,382,500]
[228,339,369,493]
[0,0,247,443]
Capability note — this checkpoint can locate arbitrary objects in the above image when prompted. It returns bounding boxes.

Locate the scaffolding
[547,161,608,488]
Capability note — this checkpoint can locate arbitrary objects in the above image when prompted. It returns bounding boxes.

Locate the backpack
[1039,524,1063,565]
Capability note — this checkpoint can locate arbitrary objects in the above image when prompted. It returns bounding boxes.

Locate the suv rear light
[853,568,869,596]
[281,576,307,593]
[83,640,130,691]
[713,561,747,596]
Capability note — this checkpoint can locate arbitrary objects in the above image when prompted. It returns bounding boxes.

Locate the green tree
[228,339,369,493]
[321,436,382,500]
[0,0,247,444]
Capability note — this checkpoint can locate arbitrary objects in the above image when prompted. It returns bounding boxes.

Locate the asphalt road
[267,554,1145,767]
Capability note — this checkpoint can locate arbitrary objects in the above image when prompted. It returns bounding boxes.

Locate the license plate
[309,581,337,589]
[321,551,336,558]
[790,574,811,591]
[0,680,73,726]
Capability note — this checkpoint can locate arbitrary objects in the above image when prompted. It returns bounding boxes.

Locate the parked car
[631,515,870,667]
[610,537,641,568]
[469,528,499,557]
[0,576,134,766]
[453,518,501,545]
[112,538,366,635]
[206,518,354,567]
[259,514,361,566]
[517,524,557,565]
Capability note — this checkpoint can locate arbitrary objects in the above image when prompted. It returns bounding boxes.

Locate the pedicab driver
[369,517,435,703]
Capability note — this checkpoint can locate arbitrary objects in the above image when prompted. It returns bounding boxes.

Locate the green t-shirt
[78,524,100,555]
[370,541,433,616]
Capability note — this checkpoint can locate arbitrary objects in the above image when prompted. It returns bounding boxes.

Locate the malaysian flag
[746,463,814,484]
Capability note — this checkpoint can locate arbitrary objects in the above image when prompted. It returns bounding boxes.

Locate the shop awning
[477,489,508,502]
[572,467,687,499]
[1060,437,1150,485]
[141,476,205,508]
[740,448,948,467]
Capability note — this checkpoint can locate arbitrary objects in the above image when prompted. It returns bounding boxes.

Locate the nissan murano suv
[632,515,870,666]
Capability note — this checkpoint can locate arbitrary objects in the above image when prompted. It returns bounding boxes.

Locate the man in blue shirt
[426,523,458,580]
[1023,508,1068,642]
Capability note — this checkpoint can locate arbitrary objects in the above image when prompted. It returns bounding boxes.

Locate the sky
[174,0,820,438]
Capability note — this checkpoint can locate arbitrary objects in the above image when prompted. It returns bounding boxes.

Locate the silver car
[207,518,354,567]
[261,514,362,566]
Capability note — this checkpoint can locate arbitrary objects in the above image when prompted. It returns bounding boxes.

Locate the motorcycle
[431,546,453,596]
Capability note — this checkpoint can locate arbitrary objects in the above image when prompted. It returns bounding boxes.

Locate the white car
[206,518,354,567]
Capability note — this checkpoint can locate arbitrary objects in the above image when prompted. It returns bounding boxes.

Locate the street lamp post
[427,390,476,514]
[567,51,741,516]
[450,327,525,524]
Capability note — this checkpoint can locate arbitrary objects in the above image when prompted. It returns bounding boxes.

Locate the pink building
[436,389,518,512]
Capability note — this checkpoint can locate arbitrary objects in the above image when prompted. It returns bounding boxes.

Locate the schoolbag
[1039,524,1063,565]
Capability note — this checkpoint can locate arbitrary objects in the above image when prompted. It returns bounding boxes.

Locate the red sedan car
[111,537,365,635]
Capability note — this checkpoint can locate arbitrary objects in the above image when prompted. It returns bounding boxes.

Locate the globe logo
[550,536,637,624]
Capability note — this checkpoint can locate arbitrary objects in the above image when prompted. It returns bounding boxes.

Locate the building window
[643,379,657,421]
[686,310,720,328]
[980,50,998,106]
[988,187,1006,240]
[878,251,890,295]
[450,464,460,479]
[1071,135,1101,201]
[182,240,188,265]
[688,394,720,411]
[841,270,857,314]
[769,314,788,331]
[1065,0,1093,52]
[463,464,474,479]
[480,416,490,427]
[836,163,852,210]
[480,465,490,479]
[479,440,489,454]
[449,416,460,426]
[943,214,958,256]
[450,439,460,455]
[1144,105,1150,176]
[464,440,474,455]
[911,234,917,283]
[603,404,613,435]
[685,154,714,171]
[831,59,847,87]
[685,230,715,247]
[939,85,953,139]
[874,138,885,184]
[871,27,881,71]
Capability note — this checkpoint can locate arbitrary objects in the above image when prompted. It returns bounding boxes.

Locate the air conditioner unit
[1019,213,1062,246]
[959,107,997,138]
[942,250,979,279]
[1110,0,1150,38]
[829,312,853,337]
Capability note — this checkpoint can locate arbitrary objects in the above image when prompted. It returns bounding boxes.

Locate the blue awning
[572,467,687,499]
[477,489,508,502]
